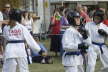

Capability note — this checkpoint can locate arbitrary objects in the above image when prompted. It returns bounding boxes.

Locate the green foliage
[0,0,22,9]
[29,57,64,72]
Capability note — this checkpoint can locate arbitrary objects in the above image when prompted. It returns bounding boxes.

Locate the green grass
[0,56,65,72]
[0,57,102,72]
[0,38,103,72]
[29,57,64,72]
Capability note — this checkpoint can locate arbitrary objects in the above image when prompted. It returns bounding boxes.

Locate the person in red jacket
[49,9,61,56]
[103,19,108,26]
[103,11,108,26]
[76,4,91,24]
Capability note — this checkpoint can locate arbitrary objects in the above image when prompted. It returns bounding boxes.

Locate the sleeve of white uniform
[83,36,92,46]
[62,29,78,51]
[83,23,92,45]
[101,23,108,34]
[85,22,91,34]
[22,26,41,52]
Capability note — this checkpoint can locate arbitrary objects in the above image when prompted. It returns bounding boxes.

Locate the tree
[0,0,22,9]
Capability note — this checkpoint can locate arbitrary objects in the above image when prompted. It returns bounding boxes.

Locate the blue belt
[65,51,81,56]
[92,42,105,54]
[8,40,25,43]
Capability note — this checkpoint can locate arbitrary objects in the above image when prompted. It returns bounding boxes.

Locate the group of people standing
[1,2,108,72]
[0,3,47,72]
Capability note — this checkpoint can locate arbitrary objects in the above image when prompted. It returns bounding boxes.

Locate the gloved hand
[78,28,88,39]
[98,29,107,37]
[39,50,47,56]
[78,43,89,54]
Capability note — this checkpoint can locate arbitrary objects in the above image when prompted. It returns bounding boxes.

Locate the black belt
[8,40,25,43]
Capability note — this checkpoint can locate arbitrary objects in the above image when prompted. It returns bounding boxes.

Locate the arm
[80,24,92,45]
[50,17,55,26]
[101,24,108,34]
[1,20,9,24]
[98,23,108,37]
[22,26,41,52]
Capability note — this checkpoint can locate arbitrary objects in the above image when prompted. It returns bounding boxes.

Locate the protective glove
[78,28,88,39]
[78,43,89,54]
[98,29,107,37]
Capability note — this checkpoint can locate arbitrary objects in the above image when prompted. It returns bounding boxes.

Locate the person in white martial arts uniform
[62,11,91,72]
[85,9,108,72]
[2,9,45,72]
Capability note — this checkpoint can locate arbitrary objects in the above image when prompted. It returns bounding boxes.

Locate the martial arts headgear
[9,9,22,23]
[93,9,104,23]
[67,11,80,26]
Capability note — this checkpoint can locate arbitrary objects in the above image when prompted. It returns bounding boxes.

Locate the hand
[78,43,89,54]
[0,20,9,24]
[98,29,107,37]
[39,50,47,56]
[82,30,88,39]
[78,43,88,50]
[78,28,88,39]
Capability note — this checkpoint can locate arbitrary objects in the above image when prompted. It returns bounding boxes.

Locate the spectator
[49,9,61,56]
[21,11,33,34]
[82,6,88,14]
[102,9,108,26]
[32,37,47,56]
[2,4,11,20]
[76,4,91,24]
[59,7,70,56]
[2,4,11,48]
[31,37,51,64]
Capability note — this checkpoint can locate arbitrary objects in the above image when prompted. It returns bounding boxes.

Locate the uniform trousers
[64,65,84,72]
[2,57,29,72]
[87,45,108,72]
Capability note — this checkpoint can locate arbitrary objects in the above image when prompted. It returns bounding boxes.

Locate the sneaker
[41,58,45,64]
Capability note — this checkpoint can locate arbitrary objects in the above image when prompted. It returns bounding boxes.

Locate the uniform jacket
[62,26,91,66]
[3,22,41,59]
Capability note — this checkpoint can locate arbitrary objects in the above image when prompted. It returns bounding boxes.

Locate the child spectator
[31,37,52,64]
